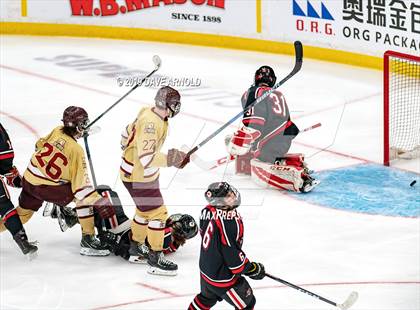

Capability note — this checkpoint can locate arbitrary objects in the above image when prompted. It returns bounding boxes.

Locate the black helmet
[204,182,241,209]
[254,65,276,87]
[167,214,198,240]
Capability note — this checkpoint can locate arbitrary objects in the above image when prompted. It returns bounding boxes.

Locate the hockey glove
[93,197,116,220]
[167,149,190,168]
[172,233,186,247]
[5,166,22,188]
[245,262,265,280]
[227,126,261,156]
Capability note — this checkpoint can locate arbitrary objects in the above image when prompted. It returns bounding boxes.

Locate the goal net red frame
[383,50,420,166]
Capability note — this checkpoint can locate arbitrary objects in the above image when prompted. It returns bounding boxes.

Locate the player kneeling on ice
[189,182,264,310]
[12,106,116,256]
[43,185,198,261]
[227,66,319,193]
[120,86,190,276]
[0,124,37,259]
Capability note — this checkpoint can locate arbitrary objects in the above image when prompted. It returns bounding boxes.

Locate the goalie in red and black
[0,123,37,258]
[227,66,319,193]
[189,182,264,310]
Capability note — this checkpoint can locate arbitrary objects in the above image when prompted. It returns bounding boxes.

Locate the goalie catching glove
[227,126,261,156]
[245,262,265,280]
[4,166,22,188]
[167,148,190,168]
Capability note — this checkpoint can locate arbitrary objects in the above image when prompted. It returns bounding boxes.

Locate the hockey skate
[80,234,110,256]
[301,175,320,193]
[43,203,78,232]
[128,241,149,264]
[147,250,178,276]
[98,231,121,252]
[13,229,38,261]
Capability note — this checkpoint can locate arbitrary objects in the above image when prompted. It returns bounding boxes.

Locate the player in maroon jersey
[227,66,319,193]
[189,182,265,310]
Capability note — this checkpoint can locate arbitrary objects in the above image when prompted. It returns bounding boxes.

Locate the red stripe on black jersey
[200,272,238,288]
[0,152,14,160]
[229,258,249,274]
[243,117,265,126]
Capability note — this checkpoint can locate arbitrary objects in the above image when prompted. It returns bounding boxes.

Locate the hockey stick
[266,273,358,310]
[83,134,97,188]
[85,55,162,130]
[180,41,303,167]
[187,122,321,171]
[83,134,114,230]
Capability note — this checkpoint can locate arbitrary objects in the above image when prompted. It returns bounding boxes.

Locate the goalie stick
[180,41,303,167]
[266,273,358,310]
[187,122,321,171]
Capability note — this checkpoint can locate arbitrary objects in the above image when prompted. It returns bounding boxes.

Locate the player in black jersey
[0,123,38,258]
[227,66,319,193]
[189,182,265,310]
[43,185,198,261]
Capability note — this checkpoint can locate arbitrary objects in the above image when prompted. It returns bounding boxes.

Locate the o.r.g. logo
[292,0,335,36]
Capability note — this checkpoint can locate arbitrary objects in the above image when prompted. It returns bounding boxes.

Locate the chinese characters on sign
[342,0,419,51]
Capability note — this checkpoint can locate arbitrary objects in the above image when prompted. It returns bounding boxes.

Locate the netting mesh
[388,55,420,153]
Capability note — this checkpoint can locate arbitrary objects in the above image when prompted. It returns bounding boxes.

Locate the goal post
[383,51,420,166]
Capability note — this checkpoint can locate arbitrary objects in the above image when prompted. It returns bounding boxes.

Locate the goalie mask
[205,182,241,209]
[62,106,89,138]
[254,65,276,87]
[167,214,198,240]
[155,86,181,118]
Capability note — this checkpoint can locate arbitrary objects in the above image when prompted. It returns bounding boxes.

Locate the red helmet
[62,106,89,134]
[155,86,181,118]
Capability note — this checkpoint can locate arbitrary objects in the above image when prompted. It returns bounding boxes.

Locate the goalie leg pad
[251,159,304,192]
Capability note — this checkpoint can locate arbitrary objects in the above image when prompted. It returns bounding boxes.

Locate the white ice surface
[0,35,419,310]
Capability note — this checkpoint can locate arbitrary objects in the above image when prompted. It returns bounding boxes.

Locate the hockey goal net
[384,51,420,166]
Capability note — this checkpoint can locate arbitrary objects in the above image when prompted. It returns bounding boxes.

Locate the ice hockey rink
[1,35,419,310]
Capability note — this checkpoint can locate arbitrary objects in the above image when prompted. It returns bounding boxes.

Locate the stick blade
[85,125,101,136]
[153,55,162,69]
[338,291,358,310]
[294,41,303,63]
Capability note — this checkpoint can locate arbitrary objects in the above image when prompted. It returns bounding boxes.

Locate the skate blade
[26,250,38,261]
[128,256,148,264]
[42,202,55,217]
[303,180,320,193]
[80,248,110,256]
[147,266,177,276]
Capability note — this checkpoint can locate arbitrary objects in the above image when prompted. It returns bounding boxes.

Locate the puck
[410,180,416,187]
